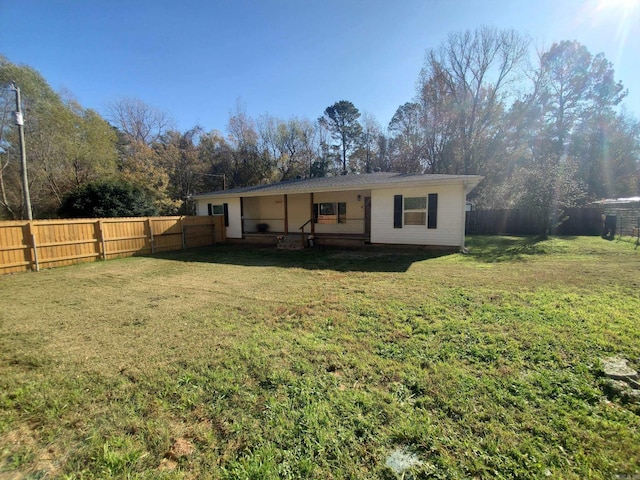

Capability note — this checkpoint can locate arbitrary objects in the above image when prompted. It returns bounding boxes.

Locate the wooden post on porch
[310,192,315,235]
[240,197,244,237]
[284,194,288,234]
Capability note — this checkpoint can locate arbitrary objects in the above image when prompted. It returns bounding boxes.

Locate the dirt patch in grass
[0,424,64,479]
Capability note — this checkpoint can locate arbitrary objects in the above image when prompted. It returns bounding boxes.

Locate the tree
[37,98,118,206]
[349,112,381,173]
[198,130,234,191]
[258,115,317,180]
[417,73,459,173]
[311,120,334,178]
[499,40,633,217]
[58,181,158,218]
[570,110,640,199]
[119,141,179,214]
[418,27,529,175]
[106,97,173,146]
[0,57,119,218]
[388,103,424,173]
[0,57,64,218]
[318,100,363,174]
[537,40,626,152]
[226,104,271,187]
[156,126,208,214]
[509,148,584,239]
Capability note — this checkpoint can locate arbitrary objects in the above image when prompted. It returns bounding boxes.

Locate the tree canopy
[0,29,638,225]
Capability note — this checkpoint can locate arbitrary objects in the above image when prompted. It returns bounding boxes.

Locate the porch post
[240,197,244,236]
[310,193,315,235]
[284,194,288,234]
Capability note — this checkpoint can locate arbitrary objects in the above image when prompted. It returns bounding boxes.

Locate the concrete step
[276,234,305,250]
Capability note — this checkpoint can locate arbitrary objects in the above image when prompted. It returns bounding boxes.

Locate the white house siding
[313,190,368,235]
[370,184,465,246]
[196,197,242,238]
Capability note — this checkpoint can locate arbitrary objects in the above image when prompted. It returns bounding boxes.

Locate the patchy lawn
[1,236,639,479]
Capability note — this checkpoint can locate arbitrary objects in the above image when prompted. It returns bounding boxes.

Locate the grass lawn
[1,236,639,479]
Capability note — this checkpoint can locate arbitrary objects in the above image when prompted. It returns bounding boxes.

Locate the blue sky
[1,0,639,133]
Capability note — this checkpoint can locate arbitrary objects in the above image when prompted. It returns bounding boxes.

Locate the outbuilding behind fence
[592,197,640,238]
[0,216,225,275]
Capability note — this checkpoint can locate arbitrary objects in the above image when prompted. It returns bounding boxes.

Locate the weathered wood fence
[0,216,225,275]
[465,207,606,236]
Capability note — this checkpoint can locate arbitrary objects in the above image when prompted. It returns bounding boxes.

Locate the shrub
[58,181,158,218]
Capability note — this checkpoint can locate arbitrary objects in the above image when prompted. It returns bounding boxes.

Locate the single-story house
[192,172,483,250]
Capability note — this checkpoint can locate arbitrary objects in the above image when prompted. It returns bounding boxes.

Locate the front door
[364,197,371,239]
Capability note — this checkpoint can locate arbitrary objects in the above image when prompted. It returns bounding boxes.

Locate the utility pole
[10,82,32,220]
[203,173,226,190]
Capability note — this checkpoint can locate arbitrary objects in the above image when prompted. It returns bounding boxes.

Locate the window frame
[403,196,427,226]
[314,202,347,224]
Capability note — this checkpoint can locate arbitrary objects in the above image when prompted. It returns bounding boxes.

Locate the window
[393,194,438,228]
[314,202,346,224]
[208,204,224,215]
[404,197,426,225]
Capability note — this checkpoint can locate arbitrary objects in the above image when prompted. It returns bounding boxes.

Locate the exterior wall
[196,181,469,245]
[370,184,465,246]
[288,193,312,232]
[242,195,285,233]
[196,197,242,238]
[313,190,368,235]
[603,204,640,236]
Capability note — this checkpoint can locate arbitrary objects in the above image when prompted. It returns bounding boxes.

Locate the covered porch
[240,190,371,246]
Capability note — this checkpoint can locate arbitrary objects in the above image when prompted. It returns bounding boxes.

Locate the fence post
[96,220,107,261]
[181,219,187,249]
[27,221,39,272]
[147,218,155,254]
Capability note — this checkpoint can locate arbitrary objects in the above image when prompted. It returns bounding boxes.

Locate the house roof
[592,197,640,205]
[192,172,484,199]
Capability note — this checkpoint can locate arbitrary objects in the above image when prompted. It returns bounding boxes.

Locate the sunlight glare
[593,0,640,15]
[578,0,639,79]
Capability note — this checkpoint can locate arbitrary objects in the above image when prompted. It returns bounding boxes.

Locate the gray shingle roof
[192,172,483,198]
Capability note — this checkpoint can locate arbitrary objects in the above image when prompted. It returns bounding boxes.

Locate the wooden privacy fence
[465,207,605,236]
[0,216,225,275]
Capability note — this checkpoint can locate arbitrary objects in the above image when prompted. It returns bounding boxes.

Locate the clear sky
[1,0,639,133]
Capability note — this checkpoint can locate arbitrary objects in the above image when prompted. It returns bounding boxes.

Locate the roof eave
[192,175,484,200]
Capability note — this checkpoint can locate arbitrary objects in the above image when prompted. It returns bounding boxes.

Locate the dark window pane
[404,197,426,210]
[212,205,224,215]
[338,202,346,223]
[320,203,335,215]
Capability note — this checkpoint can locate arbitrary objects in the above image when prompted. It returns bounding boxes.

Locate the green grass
[1,236,639,479]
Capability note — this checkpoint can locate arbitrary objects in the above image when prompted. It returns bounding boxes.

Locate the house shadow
[465,235,556,263]
[149,244,455,273]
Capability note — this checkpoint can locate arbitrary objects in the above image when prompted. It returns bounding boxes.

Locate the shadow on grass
[465,235,552,263]
[149,244,454,273]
